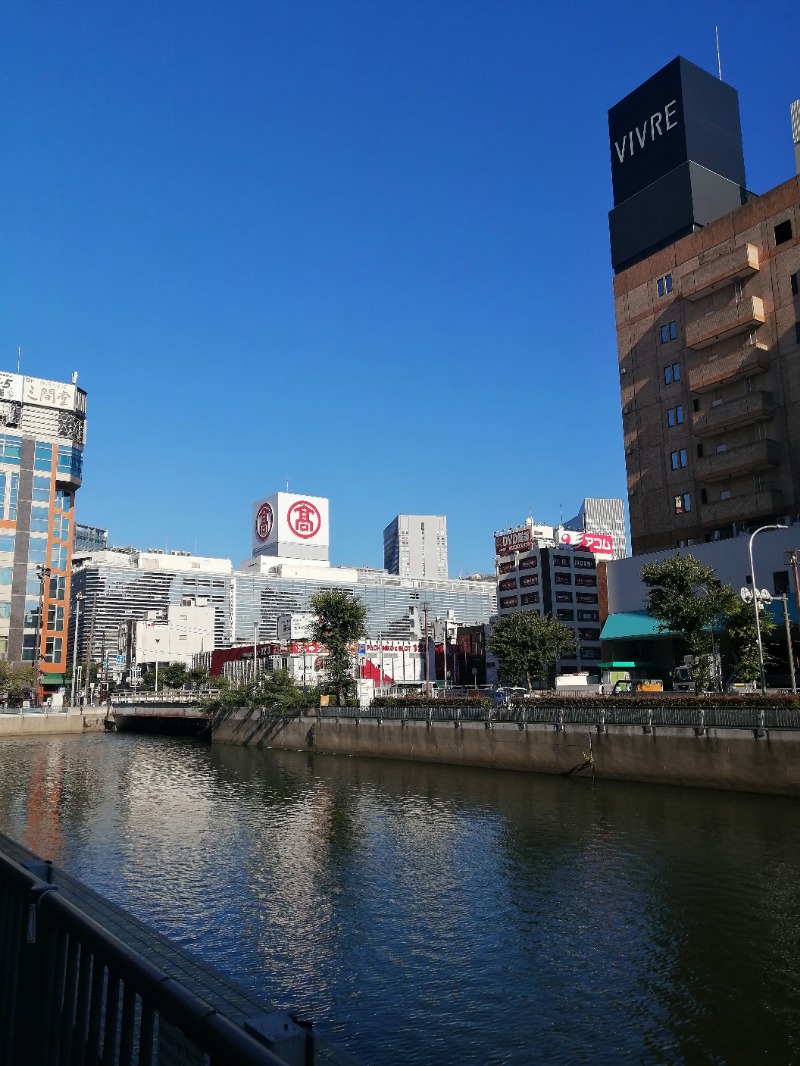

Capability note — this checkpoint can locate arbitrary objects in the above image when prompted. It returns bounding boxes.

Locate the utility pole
[784,549,800,689]
[781,595,797,694]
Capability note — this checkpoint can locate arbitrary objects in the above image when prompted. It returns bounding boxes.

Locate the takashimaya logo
[287,500,322,539]
[255,502,274,541]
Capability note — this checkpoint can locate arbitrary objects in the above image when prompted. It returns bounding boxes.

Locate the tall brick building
[610,58,800,555]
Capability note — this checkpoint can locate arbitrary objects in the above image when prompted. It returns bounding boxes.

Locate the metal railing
[316,703,800,732]
[0,848,303,1066]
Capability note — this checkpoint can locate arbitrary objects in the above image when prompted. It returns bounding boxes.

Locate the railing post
[643,709,653,735]
[14,873,59,1066]
[597,710,606,735]
[755,708,766,739]
[695,708,705,737]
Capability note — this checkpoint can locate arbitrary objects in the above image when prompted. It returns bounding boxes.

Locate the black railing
[316,703,800,731]
[0,846,310,1066]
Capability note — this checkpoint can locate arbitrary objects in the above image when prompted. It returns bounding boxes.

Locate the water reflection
[0,734,798,1064]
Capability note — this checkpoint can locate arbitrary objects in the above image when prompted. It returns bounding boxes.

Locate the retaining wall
[0,710,107,736]
[212,710,800,796]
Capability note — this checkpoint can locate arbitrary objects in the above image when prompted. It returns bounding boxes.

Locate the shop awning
[600,612,676,641]
[41,673,65,685]
[597,661,658,670]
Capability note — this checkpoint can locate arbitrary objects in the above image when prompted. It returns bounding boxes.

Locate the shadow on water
[0,733,798,1064]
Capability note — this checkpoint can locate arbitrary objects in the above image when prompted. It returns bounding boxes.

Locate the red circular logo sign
[287,500,322,539]
[255,502,274,541]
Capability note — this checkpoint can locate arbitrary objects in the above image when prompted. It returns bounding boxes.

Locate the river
[0,732,798,1064]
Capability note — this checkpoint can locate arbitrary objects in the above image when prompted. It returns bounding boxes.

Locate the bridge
[105,700,211,736]
[0,831,356,1066]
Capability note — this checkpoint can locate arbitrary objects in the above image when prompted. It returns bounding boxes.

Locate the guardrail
[316,703,800,732]
[0,845,310,1066]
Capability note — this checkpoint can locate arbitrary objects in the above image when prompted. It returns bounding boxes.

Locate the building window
[657,273,673,297]
[576,593,599,604]
[518,556,538,571]
[667,405,684,427]
[573,557,595,569]
[796,322,800,345]
[499,595,518,609]
[52,513,70,540]
[557,609,574,621]
[0,601,9,619]
[0,434,22,463]
[0,534,14,553]
[44,637,63,663]
[791,273,798,296]
[0,567,12,585]
[701,489,708,504]
[670,449,688,470]
[578,628,600,641]
[49,576,66,601]
[660,321,678,343]
[553,556,571,568]
[47,605,64,632]
[674,493,692,515]
[577,610,599,622]
[32,477,50,503]
[581,647,602,660]
[8,473,18,520]
[50,543,68,571]
[28,541,47,564]
[520,592,540,606]
[34,442,53,471]
[498,578,517,592]
[697,443,704,458]
[498,560,516,575]
[555,591,573,603]
[520,575,539,588]
[30,507,49,533]
[56,446,83,480]
[664,362,681,385]
[574,575,597,587]
[554,573,572,585]
[775,220,793,245]
[54,489,72,511]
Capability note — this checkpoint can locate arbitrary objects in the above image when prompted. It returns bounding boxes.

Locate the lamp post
[154,637,160,697]
[748,524,788,694]
[70,592,85,707]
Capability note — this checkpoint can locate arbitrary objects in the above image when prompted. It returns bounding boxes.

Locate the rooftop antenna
[715,26,722,80]
[285,478,289,492]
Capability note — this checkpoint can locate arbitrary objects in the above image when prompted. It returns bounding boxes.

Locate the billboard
[277,612,316,643]
[495,526,533,556]
[558,530,614,555]
[252,492,330,561]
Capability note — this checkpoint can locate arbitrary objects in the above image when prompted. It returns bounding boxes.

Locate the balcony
[696,439,781,483]
[693,391,773,438]
[682,243,760,302]
[688,341,770,394]
[685,296,765,350]
[702,487,784,527]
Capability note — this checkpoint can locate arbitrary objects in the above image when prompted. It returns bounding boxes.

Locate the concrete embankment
[212,709,800,797]
[0,709,107,736]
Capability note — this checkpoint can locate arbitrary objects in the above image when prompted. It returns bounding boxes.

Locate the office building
[383,514,448,580]
[74,524,108,554]
[562,498,628,559]
[0,370,86,697]
[494,520,607,673]
[610,57,800,554]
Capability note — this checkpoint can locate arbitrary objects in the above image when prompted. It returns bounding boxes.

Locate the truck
[611,678,664,695]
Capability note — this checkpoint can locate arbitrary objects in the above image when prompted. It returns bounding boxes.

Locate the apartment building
[610,57,800,553]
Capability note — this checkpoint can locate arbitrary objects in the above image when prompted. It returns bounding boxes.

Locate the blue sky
[2,1,798,574]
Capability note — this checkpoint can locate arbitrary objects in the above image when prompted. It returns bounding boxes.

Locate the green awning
[41,674,65,686]
[600,612,676,641]
[597,661,658,669]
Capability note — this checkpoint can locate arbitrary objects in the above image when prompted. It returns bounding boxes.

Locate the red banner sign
[495,527,533,556]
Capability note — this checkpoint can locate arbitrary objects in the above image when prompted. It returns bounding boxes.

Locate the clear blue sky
[2,1,798,574]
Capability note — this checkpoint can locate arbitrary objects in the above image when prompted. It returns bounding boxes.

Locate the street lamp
[70,592,85,707]
[748,524,788,694]
[154,637,160,696]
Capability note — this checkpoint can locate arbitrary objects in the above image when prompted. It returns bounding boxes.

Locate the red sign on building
[287,499,322,539]
[255,502,274,541]
[495,526,533,556]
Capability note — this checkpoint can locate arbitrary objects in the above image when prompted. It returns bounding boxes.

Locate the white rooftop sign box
[251,492,330,564]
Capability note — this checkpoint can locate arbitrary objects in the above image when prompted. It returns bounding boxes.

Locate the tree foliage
[640,554,774,688]
[488,612,576,691]
[0,661,35,705]
[160,662,188,690]
[309,589,368,705]
[202,668,318,714]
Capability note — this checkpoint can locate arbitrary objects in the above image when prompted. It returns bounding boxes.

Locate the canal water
[0,733,798,1065]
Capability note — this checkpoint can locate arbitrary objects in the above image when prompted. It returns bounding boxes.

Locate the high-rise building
[562,498,628,559]
[383,514,448,580]
[610,58,800,554]
[0,370,86,697]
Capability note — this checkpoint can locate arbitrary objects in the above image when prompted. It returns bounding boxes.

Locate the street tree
[161,662,188,690]
[488,611,576,692]
[0,661,35,706]
[640,554,773,688]
[309,589,368,705]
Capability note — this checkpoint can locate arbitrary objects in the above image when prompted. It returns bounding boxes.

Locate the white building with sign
[252,492,329,565]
